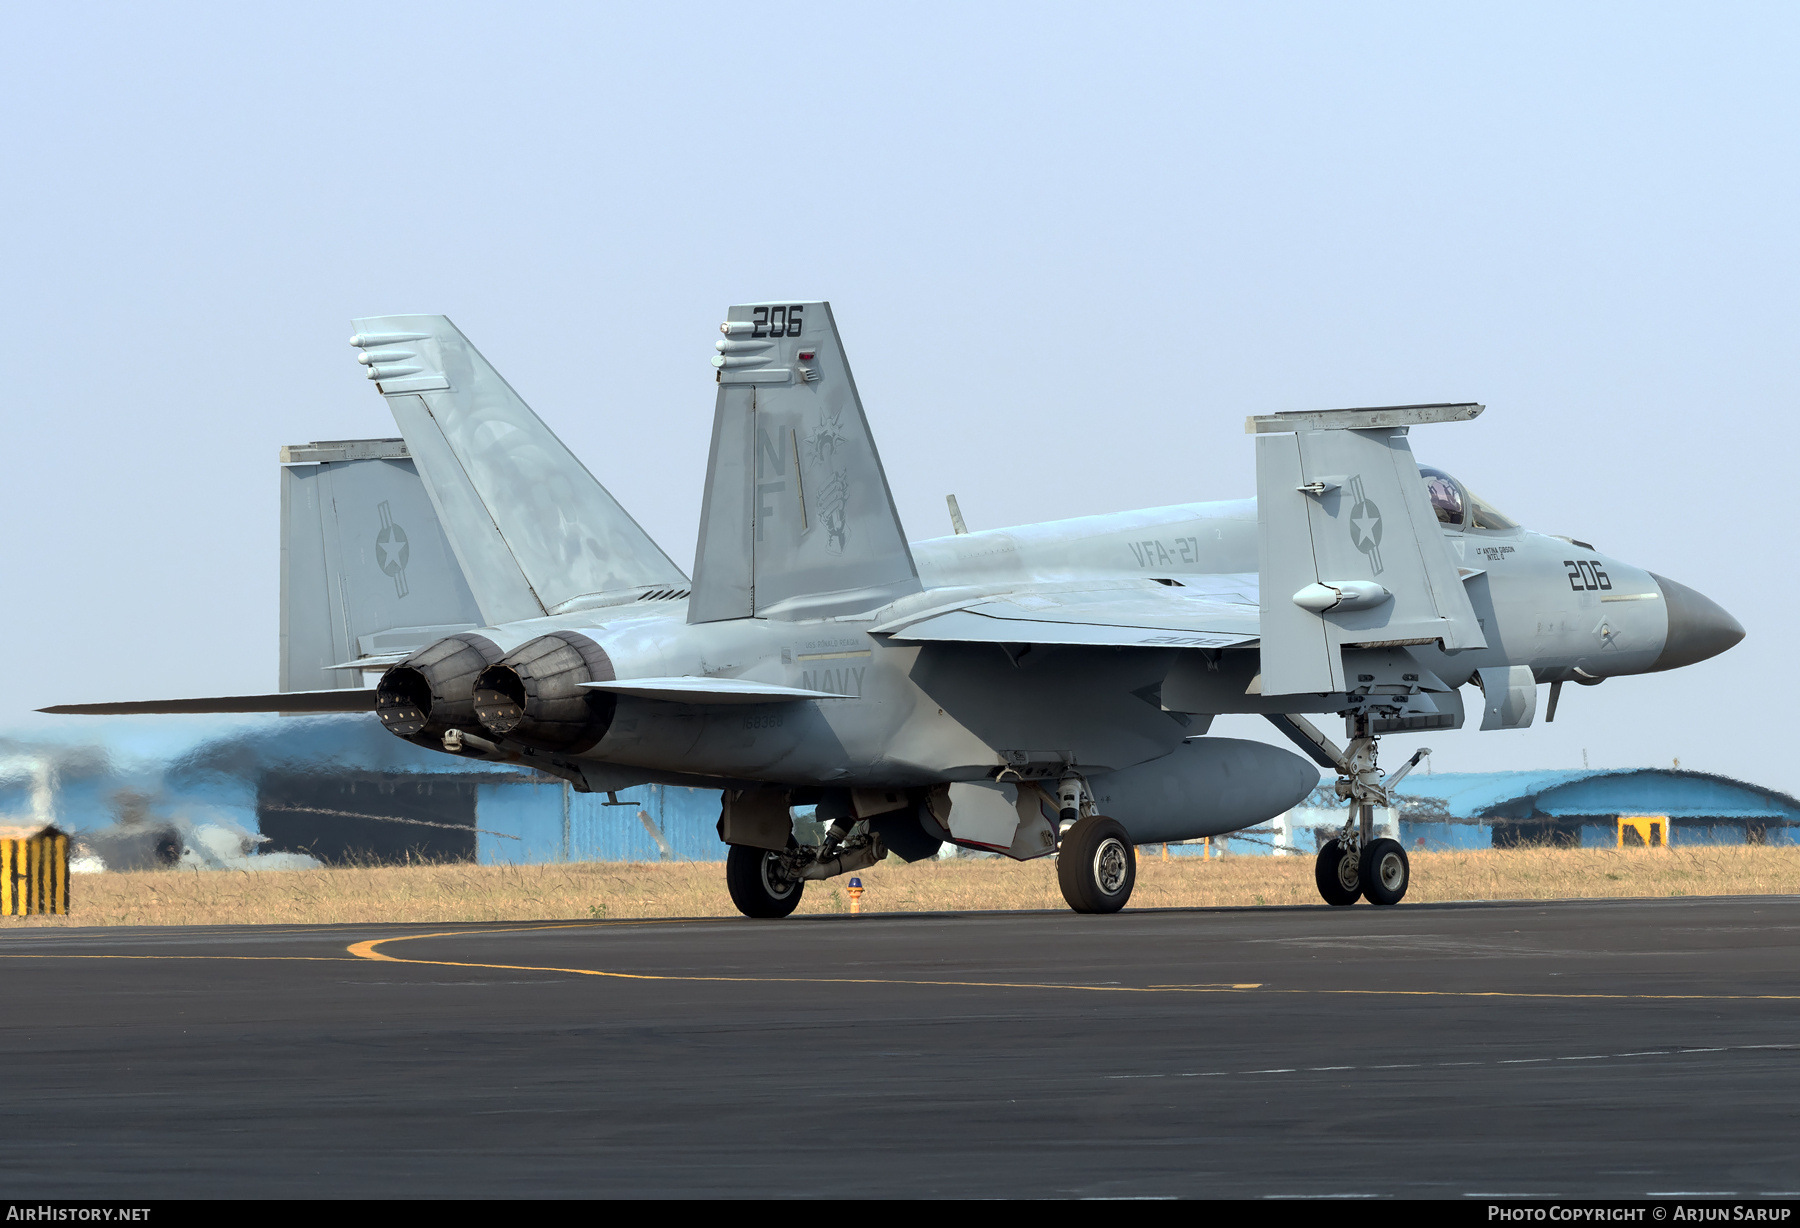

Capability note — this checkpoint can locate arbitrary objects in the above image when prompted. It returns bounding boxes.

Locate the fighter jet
[44,302,1743,916]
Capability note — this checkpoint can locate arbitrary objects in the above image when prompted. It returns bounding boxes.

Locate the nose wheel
[1315,838,1363,906]
[1360,838,1409,905]
[1268,713,1428,909]
[1312,835,1411,905]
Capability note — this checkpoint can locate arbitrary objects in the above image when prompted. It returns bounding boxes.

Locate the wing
[1250,402,1486,695]
[871,575,1261,649]
[40,690,377,716]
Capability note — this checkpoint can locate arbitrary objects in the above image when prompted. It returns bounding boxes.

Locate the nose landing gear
[1274,713,1428,907]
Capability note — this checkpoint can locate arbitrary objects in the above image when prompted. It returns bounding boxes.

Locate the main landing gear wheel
[1360,838,1409,906]
[725,842,804,918]
[1057,815,1136,914]
[1315,838,1362,907]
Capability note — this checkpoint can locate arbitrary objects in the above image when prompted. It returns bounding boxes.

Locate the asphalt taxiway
[2,896,1798,1198]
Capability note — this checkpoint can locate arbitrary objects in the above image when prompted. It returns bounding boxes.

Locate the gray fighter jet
[45,302,1743,915]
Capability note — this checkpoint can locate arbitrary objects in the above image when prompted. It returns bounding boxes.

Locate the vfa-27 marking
[1128,537,1201,568]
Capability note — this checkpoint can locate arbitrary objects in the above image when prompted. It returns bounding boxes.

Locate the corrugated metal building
[473,781,726,864]
[1279,769,1800,853]
[1,715,732,867]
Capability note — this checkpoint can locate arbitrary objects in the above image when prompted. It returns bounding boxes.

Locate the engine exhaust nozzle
[375,633,504,747]
[473,631,617,754]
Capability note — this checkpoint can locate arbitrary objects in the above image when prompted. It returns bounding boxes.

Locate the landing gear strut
[1274,713,1429,907]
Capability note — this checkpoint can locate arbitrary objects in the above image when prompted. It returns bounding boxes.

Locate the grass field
[5,845,1799,927]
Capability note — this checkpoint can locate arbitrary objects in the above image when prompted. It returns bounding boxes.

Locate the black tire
[725,843,804,918]
[1360,838,1409,906]
[1057,816,1136,914]
[1315,838,1362,906]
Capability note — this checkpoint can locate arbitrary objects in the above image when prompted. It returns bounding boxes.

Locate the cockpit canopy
[1418,465,1517,531]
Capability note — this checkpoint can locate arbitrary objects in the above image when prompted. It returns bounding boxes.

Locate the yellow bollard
[847,876,864,915]
[1,824,69,916]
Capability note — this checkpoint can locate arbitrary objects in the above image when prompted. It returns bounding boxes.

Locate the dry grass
[4,845,1799,928]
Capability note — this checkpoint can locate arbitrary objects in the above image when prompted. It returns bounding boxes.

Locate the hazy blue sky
[1,4,1793,785]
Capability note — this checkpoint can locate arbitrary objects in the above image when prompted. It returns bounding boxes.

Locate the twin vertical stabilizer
[349,315,688,625]
[689,302,921,621]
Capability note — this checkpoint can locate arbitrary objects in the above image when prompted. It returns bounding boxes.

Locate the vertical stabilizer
[689,301,921,622]
[279,439,484,691]
[349,315,688,625]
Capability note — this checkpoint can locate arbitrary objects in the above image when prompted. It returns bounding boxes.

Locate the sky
[0,3,1792,788]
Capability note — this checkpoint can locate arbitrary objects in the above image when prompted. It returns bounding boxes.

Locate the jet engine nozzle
[375,633,504,747]
[472,632,617,754]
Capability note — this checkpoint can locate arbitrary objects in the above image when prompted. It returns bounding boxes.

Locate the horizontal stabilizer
[40,690,376,716]
[325,654,413,671]
[579,677,853,704]
[350,314,687,624]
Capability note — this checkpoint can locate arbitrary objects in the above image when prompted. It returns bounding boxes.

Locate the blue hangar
[1376,769,1800,850]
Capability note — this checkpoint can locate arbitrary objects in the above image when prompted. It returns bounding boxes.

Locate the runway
[3,896,1798,1199]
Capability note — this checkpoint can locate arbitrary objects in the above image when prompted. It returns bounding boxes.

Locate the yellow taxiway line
[344,923,1800,1002]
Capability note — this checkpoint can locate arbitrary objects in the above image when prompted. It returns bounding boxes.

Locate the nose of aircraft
[1648,573,1744,670]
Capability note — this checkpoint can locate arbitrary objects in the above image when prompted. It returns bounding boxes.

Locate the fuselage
[379,472,1739,792]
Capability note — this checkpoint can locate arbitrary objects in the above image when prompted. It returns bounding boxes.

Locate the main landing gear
[725,842,806,919]
[723,796,891,919]
[1058,814,1136,913]
[1275,712,1430,908]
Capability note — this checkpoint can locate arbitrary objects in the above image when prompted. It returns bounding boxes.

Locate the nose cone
[1649,573,1744,671]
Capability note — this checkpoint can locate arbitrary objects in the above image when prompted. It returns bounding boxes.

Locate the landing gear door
[941,782,1057,861]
